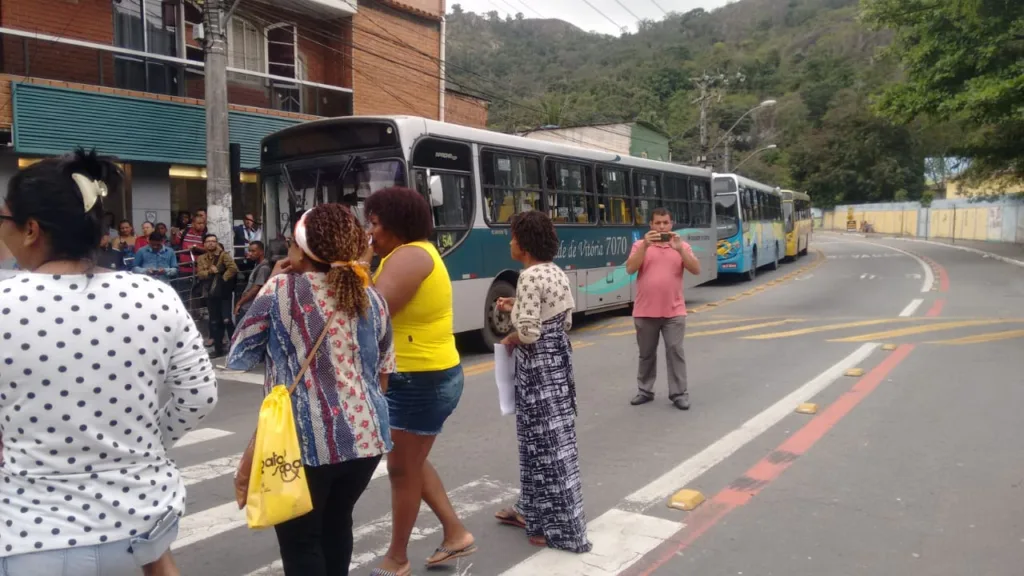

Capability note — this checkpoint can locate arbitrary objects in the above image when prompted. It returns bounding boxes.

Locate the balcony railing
[0,26,353,118]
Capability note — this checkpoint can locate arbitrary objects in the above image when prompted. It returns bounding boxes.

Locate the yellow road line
[689,319,802,337]
[830,320,1012,343]
[606,317,788,337]
[463,362,495,376]
[926,329,1024,345]
[743,318,917,340]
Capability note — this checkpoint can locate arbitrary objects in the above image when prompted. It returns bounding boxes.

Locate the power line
[243,6,634,153]
[242,3,671,151]
[576,0,627,33]
[513,0,544,18]
[610,0,642,23]
[647,0,668,16]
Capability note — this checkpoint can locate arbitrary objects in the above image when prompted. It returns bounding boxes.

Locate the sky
[450,0,736,36]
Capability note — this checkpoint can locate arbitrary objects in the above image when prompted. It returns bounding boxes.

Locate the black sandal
[426,542,479,566]
[495,507,526,529]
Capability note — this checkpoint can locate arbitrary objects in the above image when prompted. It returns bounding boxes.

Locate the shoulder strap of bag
[287,310,336,395]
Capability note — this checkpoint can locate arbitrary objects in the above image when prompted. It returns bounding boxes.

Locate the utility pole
[204,0,233,245]
[690,70,744,170]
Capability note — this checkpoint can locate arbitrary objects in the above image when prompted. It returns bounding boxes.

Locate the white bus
[260,116,718,345]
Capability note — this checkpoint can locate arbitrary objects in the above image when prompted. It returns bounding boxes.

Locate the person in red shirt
[133,221,155,252]
[624,207,702,410]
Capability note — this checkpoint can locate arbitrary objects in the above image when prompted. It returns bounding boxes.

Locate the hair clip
[72,173,108,212]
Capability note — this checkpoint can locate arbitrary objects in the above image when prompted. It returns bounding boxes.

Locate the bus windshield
[715,193,740,240]
[263,158,405,236]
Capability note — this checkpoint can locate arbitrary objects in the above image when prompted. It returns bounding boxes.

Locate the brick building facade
[0,0,487,235]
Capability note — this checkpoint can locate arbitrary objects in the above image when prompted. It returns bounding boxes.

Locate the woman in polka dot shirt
[0,149,218,575]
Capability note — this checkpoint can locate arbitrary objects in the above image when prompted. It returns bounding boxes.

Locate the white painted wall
[130,164,173,229]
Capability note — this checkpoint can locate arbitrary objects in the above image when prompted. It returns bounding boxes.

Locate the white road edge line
[823,237,934,292]
[621,341,879,509]
[890,236,1024,269]
[497,342,880,576]
[899,298,924,317]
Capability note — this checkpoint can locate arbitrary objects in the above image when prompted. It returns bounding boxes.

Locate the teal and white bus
[713,173,784,281]
[259,116,718,345]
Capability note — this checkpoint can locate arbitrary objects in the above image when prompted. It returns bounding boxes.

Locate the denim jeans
[0,511,178,576]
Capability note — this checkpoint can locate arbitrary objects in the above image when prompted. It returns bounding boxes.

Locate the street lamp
[733,144,778,171]
[708,99,778,159]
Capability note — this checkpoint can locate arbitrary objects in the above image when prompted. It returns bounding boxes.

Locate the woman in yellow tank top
[363,187,475,576]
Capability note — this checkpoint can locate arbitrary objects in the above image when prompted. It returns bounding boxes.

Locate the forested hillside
[446,0,939,208]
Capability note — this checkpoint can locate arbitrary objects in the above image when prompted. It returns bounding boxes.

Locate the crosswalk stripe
[499,508,682,575]
[243,477,518,576]
[179,453,388,488]
[181,454,241,486]
[215,369,265,386]
[175,428,234,448]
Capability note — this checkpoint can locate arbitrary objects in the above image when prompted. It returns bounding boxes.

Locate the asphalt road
[172,231,1024,576]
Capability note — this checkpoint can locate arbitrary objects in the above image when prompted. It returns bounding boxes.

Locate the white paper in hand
[494,343,516,416]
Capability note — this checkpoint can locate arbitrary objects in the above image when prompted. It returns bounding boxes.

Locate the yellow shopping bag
[245,386,313,529]
[243,311,338,529]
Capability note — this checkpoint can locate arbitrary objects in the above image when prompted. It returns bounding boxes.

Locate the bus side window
[482,151,542,224]
[691,179,711,227]
[598,167,630,225]
[546,159,594,224]
[663,175,689,227]
[633,172,662,225]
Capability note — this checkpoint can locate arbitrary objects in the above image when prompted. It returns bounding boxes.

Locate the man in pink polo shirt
[625,207,702,410]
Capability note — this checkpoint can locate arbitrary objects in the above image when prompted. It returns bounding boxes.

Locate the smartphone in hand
[659,233,672,243]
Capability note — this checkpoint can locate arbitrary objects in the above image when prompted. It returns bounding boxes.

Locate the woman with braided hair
[228,203,394,576]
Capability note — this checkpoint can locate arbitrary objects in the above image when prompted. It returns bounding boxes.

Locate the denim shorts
[386,365,464,435]
[0,511,178,576]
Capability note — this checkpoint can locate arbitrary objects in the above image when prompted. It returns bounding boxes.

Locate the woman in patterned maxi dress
[497,210,592,553]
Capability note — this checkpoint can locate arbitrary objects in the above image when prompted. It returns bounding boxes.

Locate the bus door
[411,138,476,255]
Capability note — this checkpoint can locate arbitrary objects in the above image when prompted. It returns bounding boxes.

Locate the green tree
[788,91,924,207]
[863,0,1024,179]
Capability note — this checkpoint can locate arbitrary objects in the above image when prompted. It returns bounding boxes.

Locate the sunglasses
[0,214,13,223]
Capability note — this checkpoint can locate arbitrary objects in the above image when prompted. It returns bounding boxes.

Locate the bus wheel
[769,244,780,271]
[746,251,757,282]
[481,280,516,348]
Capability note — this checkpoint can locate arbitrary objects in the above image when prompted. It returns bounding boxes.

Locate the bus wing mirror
[428,175,444,207]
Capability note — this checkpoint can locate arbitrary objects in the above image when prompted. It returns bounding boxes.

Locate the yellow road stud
[668,489,706,511]
[881,344,898,351]
[844,368,865,377]
[796,402,819,414]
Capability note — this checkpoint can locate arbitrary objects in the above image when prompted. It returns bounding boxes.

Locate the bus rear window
[713,178,736,194]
